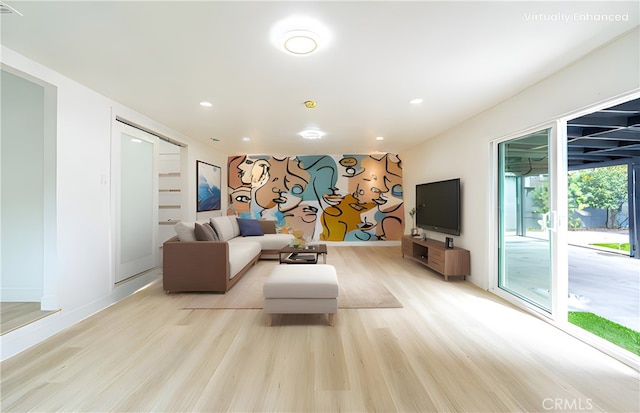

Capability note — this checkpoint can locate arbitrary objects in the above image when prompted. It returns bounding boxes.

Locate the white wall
[0,46,227,360]
[401,28,640,290]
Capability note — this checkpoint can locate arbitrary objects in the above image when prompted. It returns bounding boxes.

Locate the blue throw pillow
[237,218,264,237]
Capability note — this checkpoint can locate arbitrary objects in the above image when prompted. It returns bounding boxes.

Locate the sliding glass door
[497,126,566,314]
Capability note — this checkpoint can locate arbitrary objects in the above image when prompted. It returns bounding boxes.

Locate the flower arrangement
[408,207,419,236]
[291,230,307,249]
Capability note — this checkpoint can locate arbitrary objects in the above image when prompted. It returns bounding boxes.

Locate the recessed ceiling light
[298,129,325,140]
[409,98,424,105]
[200,101,212,107]
[242,137,251,142]
[376,136,384,141]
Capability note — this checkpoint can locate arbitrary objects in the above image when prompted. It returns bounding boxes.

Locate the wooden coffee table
[278,244,327,264]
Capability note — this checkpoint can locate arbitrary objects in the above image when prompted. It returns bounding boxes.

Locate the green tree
[530,175,585,229]
[567,172,587,228]
[574,165,628,229]
[530,176,549,214]
[529,165,628,229]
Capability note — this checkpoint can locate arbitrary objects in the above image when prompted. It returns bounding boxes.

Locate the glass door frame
[631,162,639,259]
[489,120,568,322]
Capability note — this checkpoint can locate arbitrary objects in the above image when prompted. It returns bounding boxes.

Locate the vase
[292,237,307,249]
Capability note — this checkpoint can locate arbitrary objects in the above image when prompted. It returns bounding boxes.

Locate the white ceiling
[1,1,638,155]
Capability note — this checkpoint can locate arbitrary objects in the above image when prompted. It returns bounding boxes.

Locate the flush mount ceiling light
[304,100,317,109]
[271,16,330,56]
[409,98,424,105]
[298,129,325,140]
[200,101,212,107]
[283,30,318,55]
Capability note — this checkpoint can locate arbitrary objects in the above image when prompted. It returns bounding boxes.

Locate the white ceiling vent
[0,2,23,15]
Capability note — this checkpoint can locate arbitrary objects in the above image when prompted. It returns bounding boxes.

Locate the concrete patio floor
[567,230,638,332]
[504,229,638,332]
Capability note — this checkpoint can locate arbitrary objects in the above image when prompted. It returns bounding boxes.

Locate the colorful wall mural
[227,153,405,242]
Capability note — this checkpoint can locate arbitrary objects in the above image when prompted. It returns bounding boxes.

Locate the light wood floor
[1,246,638,412]
[0,302,58,335]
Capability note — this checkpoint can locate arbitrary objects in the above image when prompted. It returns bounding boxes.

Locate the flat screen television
[415,178,461,236]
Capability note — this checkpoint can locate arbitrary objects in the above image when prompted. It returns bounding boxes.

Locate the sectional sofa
[162,216,293,293]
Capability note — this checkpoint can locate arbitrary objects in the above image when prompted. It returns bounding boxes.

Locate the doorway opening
[0,67,59,335]
[566,96,640,355]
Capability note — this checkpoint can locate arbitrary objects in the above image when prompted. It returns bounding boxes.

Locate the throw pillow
[237,218,264,237]
[174,221,197,242]
[194,222,217,241]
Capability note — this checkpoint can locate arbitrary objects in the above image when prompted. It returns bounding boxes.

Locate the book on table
[288,253,316,262]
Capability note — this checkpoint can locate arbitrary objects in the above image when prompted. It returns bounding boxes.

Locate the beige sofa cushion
[229,233,293,250]
[228,241,261,278]
[210,216,241,241]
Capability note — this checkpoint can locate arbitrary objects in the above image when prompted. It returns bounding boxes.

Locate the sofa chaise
[162,215,293,293]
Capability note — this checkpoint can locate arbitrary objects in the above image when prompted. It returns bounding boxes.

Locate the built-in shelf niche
[158,141,183,245]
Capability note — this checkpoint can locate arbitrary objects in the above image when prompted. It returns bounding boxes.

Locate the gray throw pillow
[194,222,217,241]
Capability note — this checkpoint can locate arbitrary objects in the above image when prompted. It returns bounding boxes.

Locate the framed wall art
[196,160,221,212]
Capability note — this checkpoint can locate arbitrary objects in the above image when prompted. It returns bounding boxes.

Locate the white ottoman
[263,264,339,326]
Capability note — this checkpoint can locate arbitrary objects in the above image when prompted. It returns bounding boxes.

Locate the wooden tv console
[401,235,470,281]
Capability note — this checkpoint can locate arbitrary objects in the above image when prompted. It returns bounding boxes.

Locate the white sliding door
[112,121,158,283]
[492,122,568,319]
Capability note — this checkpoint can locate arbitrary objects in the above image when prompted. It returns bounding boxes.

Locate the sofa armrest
[258,220,277,234]
[163,237,230,292]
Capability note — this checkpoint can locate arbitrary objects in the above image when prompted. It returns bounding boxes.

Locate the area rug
[181,261,403,310]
